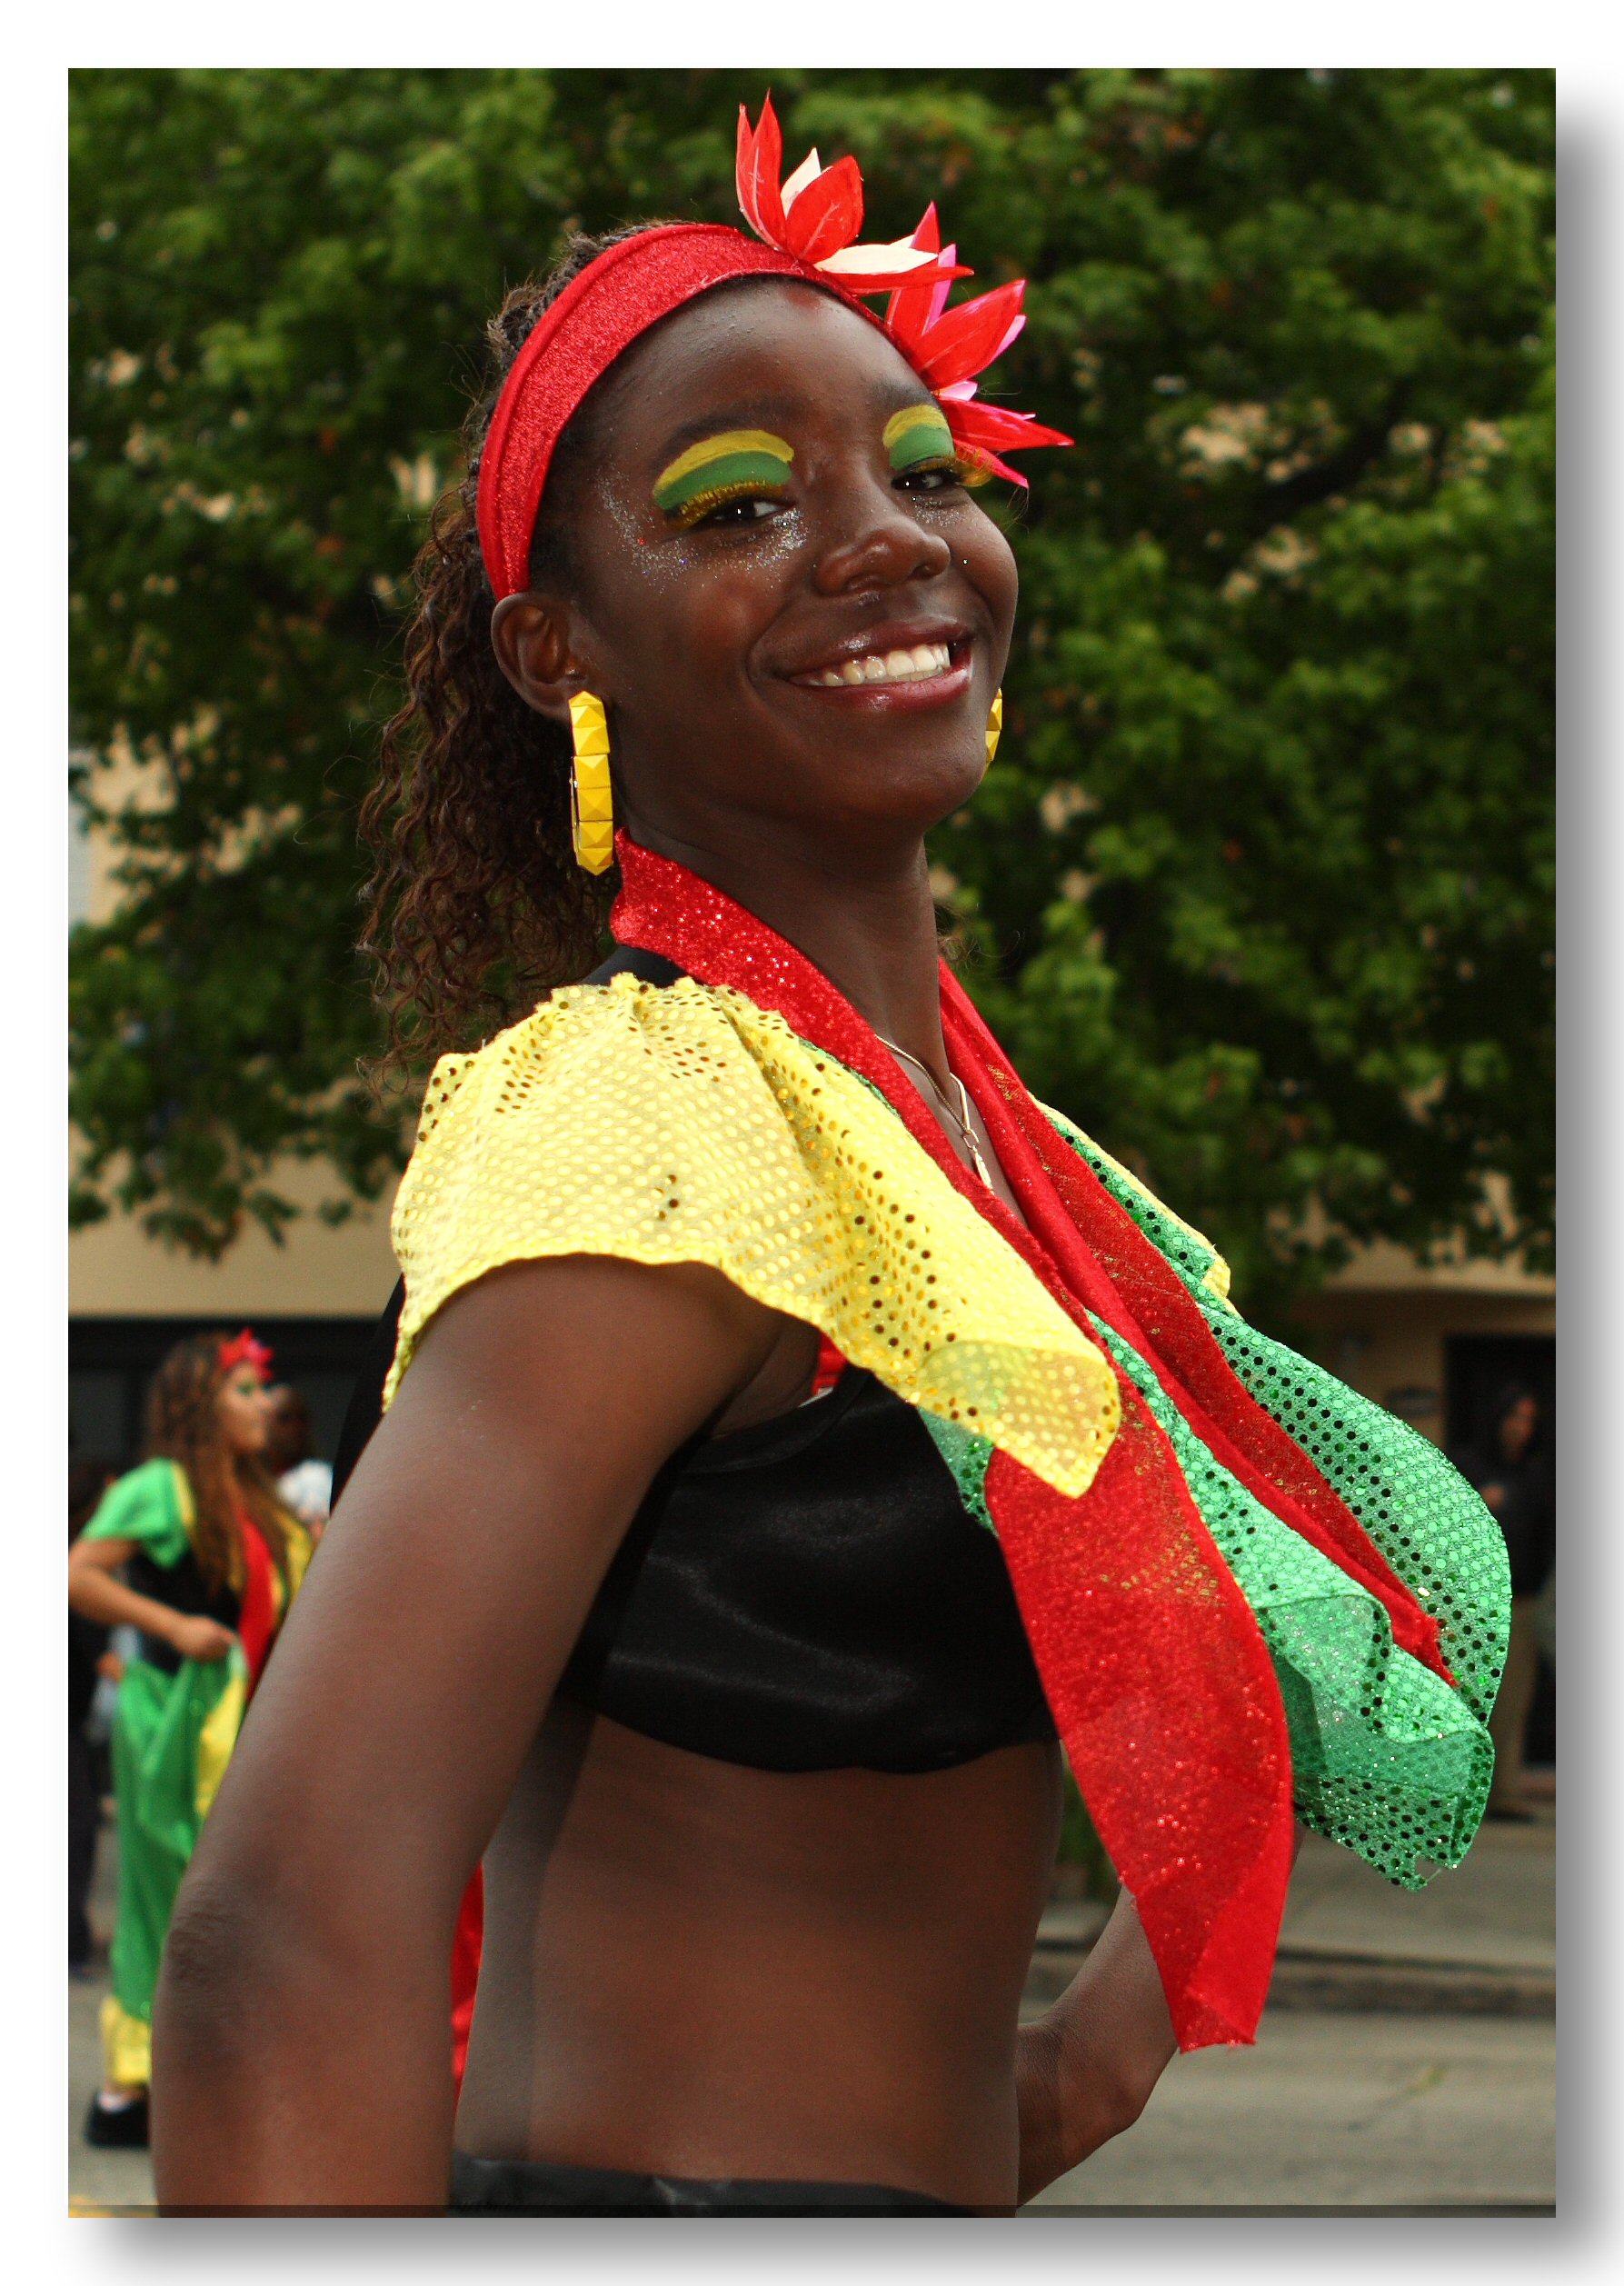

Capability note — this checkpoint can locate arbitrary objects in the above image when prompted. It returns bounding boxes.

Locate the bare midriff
[453,1705,1063,2210]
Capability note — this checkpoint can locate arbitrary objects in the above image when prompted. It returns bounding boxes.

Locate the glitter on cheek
[600,485,652,554]
[726,508,804,575]
[623,504,808,595]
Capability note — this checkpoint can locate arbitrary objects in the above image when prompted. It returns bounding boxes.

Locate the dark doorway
[1445,1332,1557,1768]
[1445,1333,1556,1457]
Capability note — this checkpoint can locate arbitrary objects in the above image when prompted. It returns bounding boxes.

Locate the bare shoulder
[192,1253,802,1917]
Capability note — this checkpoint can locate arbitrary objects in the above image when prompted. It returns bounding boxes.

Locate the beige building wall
[71,764,402,1323]
[69,1161,401,1320]
[1291,1242,1554,1447]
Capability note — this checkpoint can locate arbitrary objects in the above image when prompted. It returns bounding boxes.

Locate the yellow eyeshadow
[883,403,957,467]
[653,428,796,507]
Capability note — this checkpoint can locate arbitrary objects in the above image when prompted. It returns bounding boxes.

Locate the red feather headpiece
[217,1329,274,1383]
[475,95,1071,600]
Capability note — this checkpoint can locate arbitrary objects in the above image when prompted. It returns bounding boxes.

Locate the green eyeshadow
[653,428,795,517]
[883,403,958,471]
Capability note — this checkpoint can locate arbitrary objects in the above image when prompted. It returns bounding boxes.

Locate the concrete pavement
[1024,1782,1556,2211]
[1021,2009,1555,2211]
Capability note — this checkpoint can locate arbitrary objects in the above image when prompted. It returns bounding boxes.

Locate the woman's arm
[67,1538,235,1663]
[151,1252,787,2213]
[1013,1885,1176,2203]
[1016,1827,1307,2203]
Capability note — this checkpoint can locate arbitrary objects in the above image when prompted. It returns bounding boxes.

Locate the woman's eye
[896,459,968,494]
[694,491,781,525]
[666,486,794,530]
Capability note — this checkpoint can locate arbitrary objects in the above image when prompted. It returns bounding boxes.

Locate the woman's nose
[809,473,952,597]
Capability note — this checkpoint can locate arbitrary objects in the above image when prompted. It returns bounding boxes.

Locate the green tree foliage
[70,68,1552,1314]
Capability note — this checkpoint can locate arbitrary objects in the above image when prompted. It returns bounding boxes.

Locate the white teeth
[812,641,955,687]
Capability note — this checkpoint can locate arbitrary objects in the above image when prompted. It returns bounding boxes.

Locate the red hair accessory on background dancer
[217,1329,273,1383]
[475,93,1071,599]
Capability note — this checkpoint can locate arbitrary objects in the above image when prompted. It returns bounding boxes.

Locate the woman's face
[495,281,1019,862]
[217,1365,272,1460]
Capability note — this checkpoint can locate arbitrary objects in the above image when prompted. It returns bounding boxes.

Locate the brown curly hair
[144,1335,295,1597]
[361,225,682,1086]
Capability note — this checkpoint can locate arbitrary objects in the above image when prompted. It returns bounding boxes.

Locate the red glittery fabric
[478,225,887,600]
[235,1516,278,1692]
[452,1869,483,2092]
[610,836,1444,2049]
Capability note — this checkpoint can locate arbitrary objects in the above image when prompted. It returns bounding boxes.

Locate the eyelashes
[901,453,993,492]
[653,429,796,524]
[660,476,793,532]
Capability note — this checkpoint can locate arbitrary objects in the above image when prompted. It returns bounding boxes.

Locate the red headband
[218,1329,273,1383]
[478,228,812,602]
[475,96,1071,601]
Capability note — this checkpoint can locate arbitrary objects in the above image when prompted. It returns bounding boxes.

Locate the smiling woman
[149,97,1509,2217]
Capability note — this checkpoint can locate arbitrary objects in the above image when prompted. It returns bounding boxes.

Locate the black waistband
[135,1630,182,1676]
[448,2151,970,2215]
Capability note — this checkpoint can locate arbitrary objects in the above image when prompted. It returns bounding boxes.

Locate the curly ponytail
[360,225,671,1086]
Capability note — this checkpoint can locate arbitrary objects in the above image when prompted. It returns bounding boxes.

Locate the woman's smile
[782,622,973,706]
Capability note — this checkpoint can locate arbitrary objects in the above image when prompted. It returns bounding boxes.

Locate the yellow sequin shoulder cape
[388,973,1120,1499]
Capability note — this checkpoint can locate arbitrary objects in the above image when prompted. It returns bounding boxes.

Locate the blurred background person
[66,1331,312,2148]
[1452,1385,1555,1821]
[68,1456,116,1978]
[265,1384,334,1539]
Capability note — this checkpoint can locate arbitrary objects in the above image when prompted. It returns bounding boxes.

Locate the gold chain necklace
[877,1034,997,1190]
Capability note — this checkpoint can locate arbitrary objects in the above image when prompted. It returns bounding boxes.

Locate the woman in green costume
[68,1330,310,2147]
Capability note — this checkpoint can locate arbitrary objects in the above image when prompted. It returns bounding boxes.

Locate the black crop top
[126,1545,242,1679]
[330,950,1056,1774]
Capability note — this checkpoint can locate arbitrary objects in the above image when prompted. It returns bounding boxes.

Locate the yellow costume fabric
[388,974,1121,1498]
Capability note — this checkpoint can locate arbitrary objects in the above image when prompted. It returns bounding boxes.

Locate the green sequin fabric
[920,1412,996,1533]
[832,1053,1507,1885]
[1039,1103,1510,1884]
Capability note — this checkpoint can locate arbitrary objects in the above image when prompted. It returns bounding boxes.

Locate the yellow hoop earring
[986,687,1003,764]
[567,692,614,875]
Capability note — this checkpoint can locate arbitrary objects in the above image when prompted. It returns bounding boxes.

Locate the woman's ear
[491,593,602,724]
